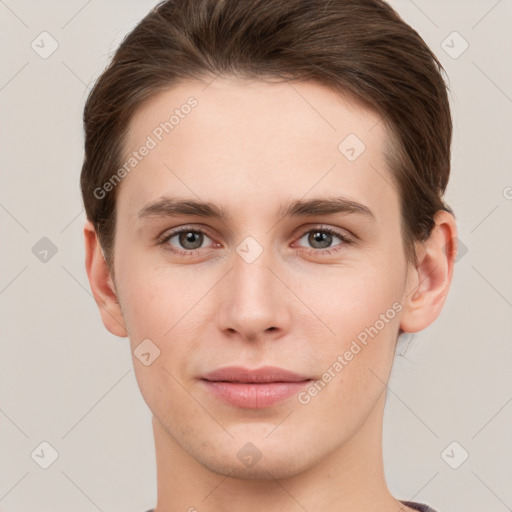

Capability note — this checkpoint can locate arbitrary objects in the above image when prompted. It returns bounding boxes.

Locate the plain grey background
[1,1,511,511]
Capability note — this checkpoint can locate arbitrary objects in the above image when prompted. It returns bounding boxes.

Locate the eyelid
[294,223,355,242]
[157,224,217,243]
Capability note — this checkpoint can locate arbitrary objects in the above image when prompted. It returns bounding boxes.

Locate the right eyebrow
[137,197,228,220]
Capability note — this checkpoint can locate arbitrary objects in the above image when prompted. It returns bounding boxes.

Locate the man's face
[112,77,412,478]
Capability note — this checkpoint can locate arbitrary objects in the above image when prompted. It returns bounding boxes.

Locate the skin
[84,77,457,512]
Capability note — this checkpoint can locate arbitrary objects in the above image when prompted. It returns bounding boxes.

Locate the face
[110,77,413,479]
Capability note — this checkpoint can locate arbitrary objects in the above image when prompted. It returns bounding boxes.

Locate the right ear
[83,220,128,337]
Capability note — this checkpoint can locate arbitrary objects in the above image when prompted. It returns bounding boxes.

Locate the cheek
[116,254,194,336]
[117,260,207,374]
[298,255,404,337]
[297,277,402,432]
[301,253,405,387]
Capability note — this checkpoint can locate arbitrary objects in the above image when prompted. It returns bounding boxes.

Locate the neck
[152,392,408,512]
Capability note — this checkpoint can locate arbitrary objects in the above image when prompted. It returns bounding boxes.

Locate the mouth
[200,366,313,409]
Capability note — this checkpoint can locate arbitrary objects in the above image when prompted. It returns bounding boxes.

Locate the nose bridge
[235,239,274,298]
[217,233,291,340]
[233,234,278,310]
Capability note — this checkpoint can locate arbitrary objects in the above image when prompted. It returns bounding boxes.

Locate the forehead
[118,77,397,224]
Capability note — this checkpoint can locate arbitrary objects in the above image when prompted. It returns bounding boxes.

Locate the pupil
[310,231,331,249]
[180,231,202,249]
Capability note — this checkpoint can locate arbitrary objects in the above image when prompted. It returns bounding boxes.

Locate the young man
[81,1,457,511]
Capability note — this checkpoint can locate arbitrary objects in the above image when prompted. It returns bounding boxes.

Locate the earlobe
[400,210,457,333]
[83,220,128,338]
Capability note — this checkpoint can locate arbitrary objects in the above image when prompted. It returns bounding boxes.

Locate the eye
[294,226,352,255]
[157,224,353,258]
[158,227,216,255]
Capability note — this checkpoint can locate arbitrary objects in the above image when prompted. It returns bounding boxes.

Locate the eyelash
[157,225,354,258]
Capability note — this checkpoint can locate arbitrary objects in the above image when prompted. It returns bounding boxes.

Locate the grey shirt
[400,501,438,512]
[145,500,439,511]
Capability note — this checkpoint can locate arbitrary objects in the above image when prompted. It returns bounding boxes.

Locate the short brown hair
[80,0,452,268]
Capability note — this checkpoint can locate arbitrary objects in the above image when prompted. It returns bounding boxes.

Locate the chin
[201,453,311,481]
[187,436,319,481]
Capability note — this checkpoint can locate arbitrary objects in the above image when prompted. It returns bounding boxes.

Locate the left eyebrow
[278,197,375,220]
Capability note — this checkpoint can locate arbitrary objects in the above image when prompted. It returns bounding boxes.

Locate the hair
[80,0,453,270]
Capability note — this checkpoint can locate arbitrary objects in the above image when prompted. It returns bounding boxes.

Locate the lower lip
[201,380,311,409]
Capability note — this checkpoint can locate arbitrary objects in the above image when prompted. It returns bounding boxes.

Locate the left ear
[400,210,457,333]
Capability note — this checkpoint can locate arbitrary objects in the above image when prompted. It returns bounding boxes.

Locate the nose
[216,240,292,343]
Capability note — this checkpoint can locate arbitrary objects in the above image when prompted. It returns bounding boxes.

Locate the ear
[400,210,457,333]
[84,220,128,337]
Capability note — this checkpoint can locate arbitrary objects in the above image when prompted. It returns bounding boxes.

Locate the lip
[201,365,310,383]
[200,366,312,409]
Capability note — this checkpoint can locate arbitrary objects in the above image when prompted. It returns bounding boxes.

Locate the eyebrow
[137,196,375,221]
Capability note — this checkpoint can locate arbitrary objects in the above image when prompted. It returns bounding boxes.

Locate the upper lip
[201,366,311,383]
